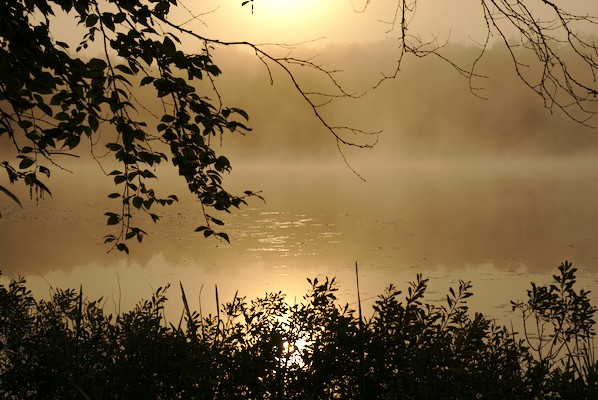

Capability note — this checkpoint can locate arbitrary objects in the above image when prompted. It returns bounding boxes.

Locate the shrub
[0,261,596,399]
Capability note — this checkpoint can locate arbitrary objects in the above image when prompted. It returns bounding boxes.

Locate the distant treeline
[5,41,591,163]
[217,41,598,161]
[1,261,597,399]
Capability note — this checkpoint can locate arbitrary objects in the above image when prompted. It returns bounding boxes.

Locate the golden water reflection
[9,254,596,328]
[2,160,598,325]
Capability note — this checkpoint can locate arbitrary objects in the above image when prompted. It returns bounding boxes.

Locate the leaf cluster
[1,0,254,252]
[512,261,598,398]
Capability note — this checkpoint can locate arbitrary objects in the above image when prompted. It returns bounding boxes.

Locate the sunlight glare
[236,0,332,42]
[252,0,318,17]
[282,337,308,366]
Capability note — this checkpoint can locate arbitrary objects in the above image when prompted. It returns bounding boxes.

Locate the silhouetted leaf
[106,213,119,225]
[88,58,107,71]
[140,76,154,86]
[38,166,50,177]
[88,114,99,132]
[86,14,98,27]
[116,242,129,254]
[18,158,34,170]
[162,36,176,57]
[216,232,230,243]
[113,12,126,24]
[132,196,143,209]
[0,185,22,207]
[115,64,133,75]
[36,101,53,116]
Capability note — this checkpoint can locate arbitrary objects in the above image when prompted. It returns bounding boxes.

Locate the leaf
[88,114,99,132]
[86,14,98,27]
[113,12,126,24]
[0,185,22,207]
[67,135,81,149]
[18,120,33,129]
[140,76,154,86]
[36,101,53,117]
[88,58,107,71]
[211,217,224,226]
[38,165,50,177]
[161,114,175,123]
[232,107,249,121]
[32,178,52,197]
[107,192,120,199]
[115,64,133,75]
[102,13,115,31]
[106,214,120,225]
[105,142,122,151]
[162,36,176,57]
[214,156,230,172]
[116,243,129,254]
[140,49,154,66]
[19,158,35,169]
[55,112,69,121]
[132,196,143,209]
[217,232,230,243]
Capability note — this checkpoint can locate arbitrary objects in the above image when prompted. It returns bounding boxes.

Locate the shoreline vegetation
[1,261,597,399]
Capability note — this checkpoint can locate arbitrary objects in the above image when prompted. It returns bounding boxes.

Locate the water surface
[1,159,597,324]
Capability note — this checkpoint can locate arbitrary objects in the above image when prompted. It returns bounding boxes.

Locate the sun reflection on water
[281,337,308,367]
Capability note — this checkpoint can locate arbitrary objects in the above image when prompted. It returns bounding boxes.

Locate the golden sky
[178,0,487,45]
[181,0,598,43]
[45,0,598,55]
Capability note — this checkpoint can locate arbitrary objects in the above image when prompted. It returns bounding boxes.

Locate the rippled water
[2,159,598,324]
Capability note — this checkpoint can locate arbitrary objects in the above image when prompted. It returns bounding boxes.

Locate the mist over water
[2,40,598,322]
[2,159,598,322]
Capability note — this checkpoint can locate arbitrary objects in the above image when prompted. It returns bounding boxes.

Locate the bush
[0,261,596,399]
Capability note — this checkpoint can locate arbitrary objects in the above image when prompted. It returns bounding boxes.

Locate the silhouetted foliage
[1,261,597,399]
[0,0,378,253]
[0,0,259,253]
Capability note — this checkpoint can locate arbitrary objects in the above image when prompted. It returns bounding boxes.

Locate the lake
[1,158,598,326]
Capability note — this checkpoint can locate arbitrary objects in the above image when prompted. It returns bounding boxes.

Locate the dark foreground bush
[1,261,597,399]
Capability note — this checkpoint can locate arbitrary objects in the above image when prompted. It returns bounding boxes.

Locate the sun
[237,0,330,41]
[183,0,348,45]
[243,0,315,16]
